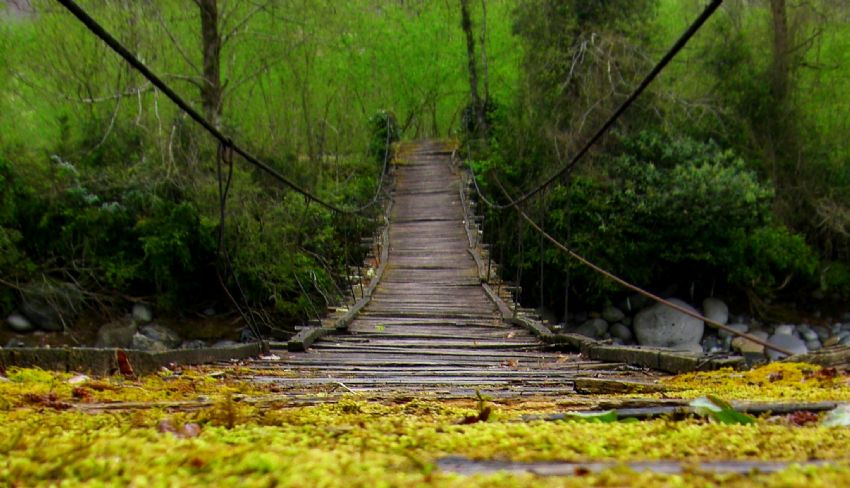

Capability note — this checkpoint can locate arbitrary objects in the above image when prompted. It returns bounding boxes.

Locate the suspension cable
[478,0,724,210]
[55,0,390,216]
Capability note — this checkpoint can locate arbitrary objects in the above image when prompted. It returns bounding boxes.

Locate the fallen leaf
[458,406,491,425]
[787,411,820,426]
[72,387,93,402]
[22,393,72,410]
[690,396,755,425]
[116,350,136,378]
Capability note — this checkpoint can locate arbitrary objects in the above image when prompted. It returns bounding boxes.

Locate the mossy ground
[1,363,849,487]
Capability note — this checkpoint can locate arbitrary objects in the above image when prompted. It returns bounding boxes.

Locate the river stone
[5,338,26,348]
[180,340,207,350]
[633,299,704,349]
[131,332,168,352]
[95,318,137,348]
[702,297,729,325]
[6,312,34,332]
[814,326,830,341]
[841,335,850,347]
[731,330,769,355]
[20,281,83,332]
[602,305,625,324]
[139,324,181,349]
[766,333,808,360]
[609,323,633,342]
[132,303,153,323]
[774,324,796,336]
[806,339,823,351]
[801,329,819,342]
[574,318,608,339]
[718,323,748,339]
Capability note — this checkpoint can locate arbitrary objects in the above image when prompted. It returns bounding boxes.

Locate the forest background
[1,0,849,340]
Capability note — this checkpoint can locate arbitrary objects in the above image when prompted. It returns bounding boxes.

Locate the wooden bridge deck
[241,140,654,398]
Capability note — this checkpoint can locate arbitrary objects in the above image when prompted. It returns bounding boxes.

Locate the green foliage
[367,110,400,165]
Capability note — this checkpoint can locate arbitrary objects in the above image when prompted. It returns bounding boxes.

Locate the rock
[20,281,84,332]
[5,338,26,348]
[766,333,808,360]
[701,334,722,353]
[702,297,729,325]
[180,340,207,350]
[774,324,796,336]
[132,304,153,323]
[131,332,168,352]
[841,335,850,347]
[718,323,748,339]
[731,330,769,355]
[814,326,830,341]
[213,340,238,348]
[239,327,259,343]
[602,305,625,324]
[139,324,181,349]
[842,323,850,332]
[633,298,704,349]
[6,312,34,332]
[574,318,608,339]
[801,329,819,342]
[806,339,823,351]
[675,343,705,353]
[609,323,633,342]
[95,318,138,348]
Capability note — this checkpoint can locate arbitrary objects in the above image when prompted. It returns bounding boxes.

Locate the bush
[368,110,400,166]
[537,132,818,303]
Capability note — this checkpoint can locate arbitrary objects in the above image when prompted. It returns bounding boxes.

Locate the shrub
[537,132,818,303]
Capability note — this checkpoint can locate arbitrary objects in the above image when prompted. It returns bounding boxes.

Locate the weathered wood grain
[241,140,660,396]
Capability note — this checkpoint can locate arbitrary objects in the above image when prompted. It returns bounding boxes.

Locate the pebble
[702,297,729,325]
[574,318,608,339]
[801,329,819,342]
[774,324,795,336]
[132,303,153,323]
[814,326,830,341]
[6,312,34,333]
[766,333,808,360]
[602,305,625,324]
[609,323,633,342]
[719,323,748,339]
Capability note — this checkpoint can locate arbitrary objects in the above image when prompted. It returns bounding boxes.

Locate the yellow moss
[663,362,850,401]
[2,366,850,486]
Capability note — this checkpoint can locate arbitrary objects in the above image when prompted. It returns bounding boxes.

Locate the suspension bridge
[35,0,803,390]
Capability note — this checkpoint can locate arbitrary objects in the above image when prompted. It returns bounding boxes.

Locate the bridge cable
[474,0,724,210]
[55,0,389,216]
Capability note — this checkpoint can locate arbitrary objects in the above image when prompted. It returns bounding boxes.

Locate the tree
[460,0,486,138]
[196,0,223,128]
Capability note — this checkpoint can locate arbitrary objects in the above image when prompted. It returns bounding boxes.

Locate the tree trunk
[479,0,490,101]
[767,0,792,177]
[770,0,790,103]
[198,0,223,128]
[460,0,486,138]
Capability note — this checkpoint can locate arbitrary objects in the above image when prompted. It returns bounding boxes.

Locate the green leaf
[821,405,850,427]
[690,396,755,425]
